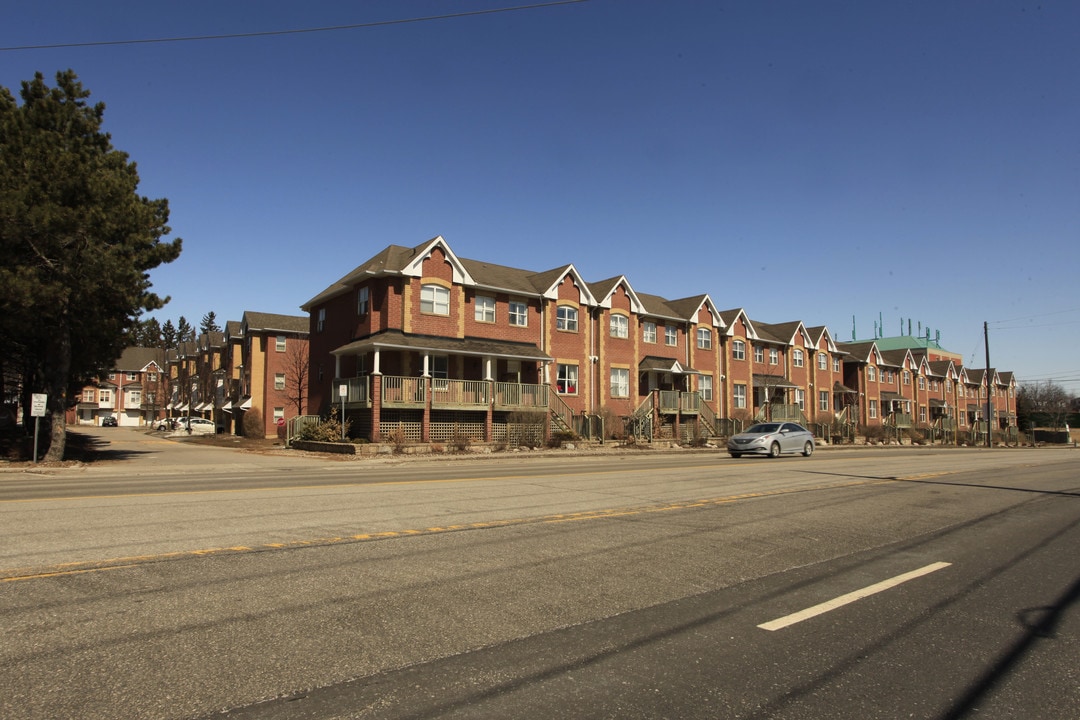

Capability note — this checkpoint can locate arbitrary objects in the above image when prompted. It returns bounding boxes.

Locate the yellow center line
[0,476,904,583]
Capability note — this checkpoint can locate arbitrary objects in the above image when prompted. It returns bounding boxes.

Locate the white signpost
[338,384,347,440]
[30,393,47,463]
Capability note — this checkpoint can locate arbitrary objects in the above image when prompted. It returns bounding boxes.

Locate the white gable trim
[401,236,476,285]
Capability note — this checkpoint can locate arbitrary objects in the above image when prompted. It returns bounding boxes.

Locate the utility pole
[984,321,993,448]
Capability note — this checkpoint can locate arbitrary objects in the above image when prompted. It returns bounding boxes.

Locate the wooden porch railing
[494,382,548,409]
[382,375,426,408]
[431,379,490,408]
[333,377,370,406]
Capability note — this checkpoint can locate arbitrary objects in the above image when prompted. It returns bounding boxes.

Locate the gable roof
[752,320,811,347]
[115,347,166,372]
[242,311,309,335]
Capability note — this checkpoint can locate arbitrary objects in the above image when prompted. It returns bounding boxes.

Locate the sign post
[338,384,347,440]
[30,393,47,463]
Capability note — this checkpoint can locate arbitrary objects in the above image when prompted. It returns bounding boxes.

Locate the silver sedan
[727,422,815,458]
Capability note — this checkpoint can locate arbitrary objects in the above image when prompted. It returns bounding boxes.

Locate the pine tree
[177,316,194,344]
[200,311,221,335]
[0,71,182,460]
[161,319,178,349]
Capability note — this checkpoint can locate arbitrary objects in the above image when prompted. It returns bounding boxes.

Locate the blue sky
[4,1,1079,391]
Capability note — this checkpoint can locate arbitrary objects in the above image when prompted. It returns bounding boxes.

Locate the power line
[0,0,589,52]
[988,306,1080,326]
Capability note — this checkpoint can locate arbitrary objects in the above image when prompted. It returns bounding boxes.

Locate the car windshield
[747,423,780,434]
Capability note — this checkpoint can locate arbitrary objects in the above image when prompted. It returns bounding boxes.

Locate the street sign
[30,393,47,417]
[339,384,348,397]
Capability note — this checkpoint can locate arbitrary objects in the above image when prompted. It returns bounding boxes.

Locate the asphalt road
[1,428,1077,719]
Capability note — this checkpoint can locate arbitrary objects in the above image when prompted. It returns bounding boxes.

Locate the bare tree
[1018,381,1073,430]
[284,341,309,417]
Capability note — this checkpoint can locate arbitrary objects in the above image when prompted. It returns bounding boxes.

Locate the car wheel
[729,452,741,458]
[768,441,781,458]
[802,441,813,457]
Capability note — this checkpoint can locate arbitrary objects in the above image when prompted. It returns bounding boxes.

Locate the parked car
[728,422,815,458]
[169,417,217,435]
[101,416,118,427]
[157,418,177,431]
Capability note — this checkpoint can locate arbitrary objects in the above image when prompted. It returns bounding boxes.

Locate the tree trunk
[43,328,72,462]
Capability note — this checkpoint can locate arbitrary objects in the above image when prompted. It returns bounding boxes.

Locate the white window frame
[610,368,629,398]
[509,300,528,327]
[664,326,677,346]
[475,295,496,323]
[421,284,450,316]
[699,374,713,401]
[357,286,369,315]
[818,353,827,370]
[868,366,877,382]
[733,384,747,409]
[643,321,657,344]
[754,346,764,363]
[276,335,287,352]
[732,340,746,360]
[795,388,805,410]
[556,364,578,395]
[869,399,878,418]
[556,306,578,332]
[769,349,779,365]
[610,314,628,339]
[274,373,286,390]
[697,328,712,350]
[833,357,841,372]
[793,349,804,367]
[819,390,829,411]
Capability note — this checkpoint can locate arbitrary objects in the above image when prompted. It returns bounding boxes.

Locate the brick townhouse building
[163,311,310,438]
[300,235,1015,445]
[69,347,167,427]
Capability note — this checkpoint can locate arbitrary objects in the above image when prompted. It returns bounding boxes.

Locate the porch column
[652,388,660,443]
[485,356,494,442]
[371,372,382,442]
[372,350,381,375]
[422,375,432,443]
[334,354,341,378]
[422,352,431,377]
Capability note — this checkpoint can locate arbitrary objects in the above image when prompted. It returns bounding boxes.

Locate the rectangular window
[610,368,629,398]
[276,335,287,352]
[421,284,450,315]
[273,407,285,423]
[357,286,369,315]
[99,390,111,403]
[126,372,138,381]
[129,390,141,405]
[697,328,712,350]
[869,399,878,418]
[733,384,747,409]
[868,366,877,382]
[903,371,911,385]
[699,375,713,401]
[556,364,578,395]
[643,321,657,344]
[664,326,677,346]
[317,308,325,332]
[833,357,841,372]
[754,346,764,363]
[818,353,827,370]
[795,389,805,410]
[918,376,926,390]
[148,372,157,382]
[84,389,96,402]
[509,300,528,327]
[920,406,927,422]
[792,349,804,367]
[557,306,578,332]
[819,390,829,411]
[733,340,746,360]
[769,349,779,365]
[475,295,496,323]
[610,314,628,338]
[274,373,285,390]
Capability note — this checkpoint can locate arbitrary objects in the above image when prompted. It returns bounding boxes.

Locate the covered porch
[329,331,554,443]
